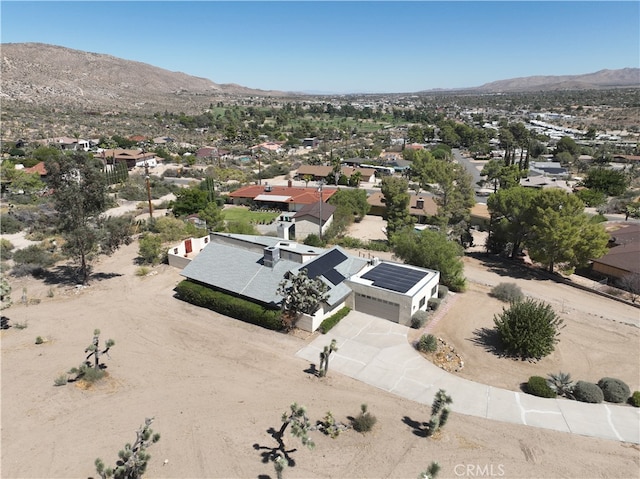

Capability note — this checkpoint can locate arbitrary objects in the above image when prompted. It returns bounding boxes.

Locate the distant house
[35,136,91,151]
[529,161,568,177]
[591,224,640,281]
[23,161,47,177]
[100,149,158,169]
[295,165,376,184]
[174,233,440,331]
[228,184,338,212]
[251,141,285,154]
[195,147,219,161]
[519,176,572,192]
[367,192,438,224]
[613,154,640,164]
[302,137,319,148]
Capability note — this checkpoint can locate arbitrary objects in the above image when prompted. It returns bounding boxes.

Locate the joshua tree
[275,403,315,451]
[277,269,329,330]
[95,417,160,479]
[69,329,115,381]
[419,462,441,479]
[427,389,452,436]
[318,339,338,377]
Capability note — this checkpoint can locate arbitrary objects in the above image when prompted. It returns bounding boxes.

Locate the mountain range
[2,43,638,113]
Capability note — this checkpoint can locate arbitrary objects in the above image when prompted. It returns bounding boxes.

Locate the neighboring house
[251,141,285,154]
[100,149,158,169]
[23,161,47,177]
[302,137,319,148]
[529,161,568,177]
[591,224,640,281]
[613,154,640,164]
[519,176,572,192]
[286,202,336,240]
[295,165,376,184]
[367,192,438,224]
[176,233,440,331]
[35,136,91,151]
[228,184,338,211]
[195,146,219,160]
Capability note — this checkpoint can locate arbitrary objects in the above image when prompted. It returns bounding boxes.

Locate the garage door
[354,293,400,323]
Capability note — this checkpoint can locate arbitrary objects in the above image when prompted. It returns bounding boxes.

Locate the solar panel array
[304,249,348,286]
[361,262,428,293]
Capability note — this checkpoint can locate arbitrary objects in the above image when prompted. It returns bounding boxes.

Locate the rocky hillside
[1,42,288,113]
[472,68,639,93]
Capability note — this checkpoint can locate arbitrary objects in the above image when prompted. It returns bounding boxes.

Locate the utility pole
[144,155,153,218]
[318,181,324,241]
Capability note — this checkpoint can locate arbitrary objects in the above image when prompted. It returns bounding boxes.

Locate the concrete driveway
[296,311,640,444]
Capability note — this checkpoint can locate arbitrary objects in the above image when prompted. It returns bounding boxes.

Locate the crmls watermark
[454,464,505,477]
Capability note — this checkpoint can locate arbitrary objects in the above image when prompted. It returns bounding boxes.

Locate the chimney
[264,182,272,192]
[288,179,292,187]
[416,197,424,209]
[263,246,280,268]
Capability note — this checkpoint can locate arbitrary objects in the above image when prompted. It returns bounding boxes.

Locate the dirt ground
[2,227,640,478]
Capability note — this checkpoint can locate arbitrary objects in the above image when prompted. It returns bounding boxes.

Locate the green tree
[381,176,414,242]
[555,136,580,157]
[479,159,521,192]
[392,228,466,291]
[9,170,45,197]
[95,417,160,479]
[198,202,225,232]
[46,152,128,284]
[583,168,629,196]
[170,186,209,217]
[527,189,609,273]
[494,298,563,360]
[486,187,538,257]
[138,234,163,265]
[328,188,370,222]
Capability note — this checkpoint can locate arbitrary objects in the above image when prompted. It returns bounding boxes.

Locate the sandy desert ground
[2,221,640,478]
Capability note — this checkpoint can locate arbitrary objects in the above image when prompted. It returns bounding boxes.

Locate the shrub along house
[176,233,440,331]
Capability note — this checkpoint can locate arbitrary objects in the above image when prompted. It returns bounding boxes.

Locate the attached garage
[354,293,400,323]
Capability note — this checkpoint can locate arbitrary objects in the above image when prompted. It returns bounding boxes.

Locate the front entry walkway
[295,311,640,444]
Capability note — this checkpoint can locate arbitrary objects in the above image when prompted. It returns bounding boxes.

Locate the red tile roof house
[228,184,338,211]
[591,223,640,281]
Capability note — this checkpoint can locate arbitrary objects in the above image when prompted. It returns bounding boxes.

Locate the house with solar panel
[177,233,440,331]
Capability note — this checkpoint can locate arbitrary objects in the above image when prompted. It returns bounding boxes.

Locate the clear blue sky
[2,1,638,94]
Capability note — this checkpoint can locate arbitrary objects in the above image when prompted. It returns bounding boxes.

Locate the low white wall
[167,235,210,268]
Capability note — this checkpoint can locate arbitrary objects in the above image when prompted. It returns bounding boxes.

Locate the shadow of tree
[401,415,429,438]
[303,363,318,377]
[469,327,503,356]
[466,252,547,280]
[40,265,122,286]
[253,427,298,469]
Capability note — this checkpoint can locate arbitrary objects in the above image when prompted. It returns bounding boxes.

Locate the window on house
[419,297,426,308]
[431,286,437,296]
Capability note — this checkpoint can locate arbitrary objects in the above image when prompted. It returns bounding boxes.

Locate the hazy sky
[2,1,638,94]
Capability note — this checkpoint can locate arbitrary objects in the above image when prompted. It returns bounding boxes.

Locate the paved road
[296,311,640,444]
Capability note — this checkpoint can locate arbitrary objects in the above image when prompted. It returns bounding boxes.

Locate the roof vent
[416,198,424,209]
[263,246,280,268]
[264,183,272,192]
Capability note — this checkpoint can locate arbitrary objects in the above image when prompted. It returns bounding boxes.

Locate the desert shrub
[318,307,350,334]
[0,238,14,261]
[490,282,523,303]
[352,404,377,433]
[0,214,24,234]
[494,298,563,360]
[447,276,467,293]
[597,377,630,403]
[427,297,441,311]
[526,376,557,398]
[437,285,449,299]
[138,233,163,265]
[573,381,604,403]
[11,244,56,268]
[547,371,574,397]
[630,391,640,407]
[70,363,106,383]
[35,336,43,344]
[136,266,150,277]
[10,263,45,278]
[411,310,429,329]
[13,321,28,330]
[53,374,68,386]
[174,280,282,330]
[417,334,438,353]
[303,234,324,247]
